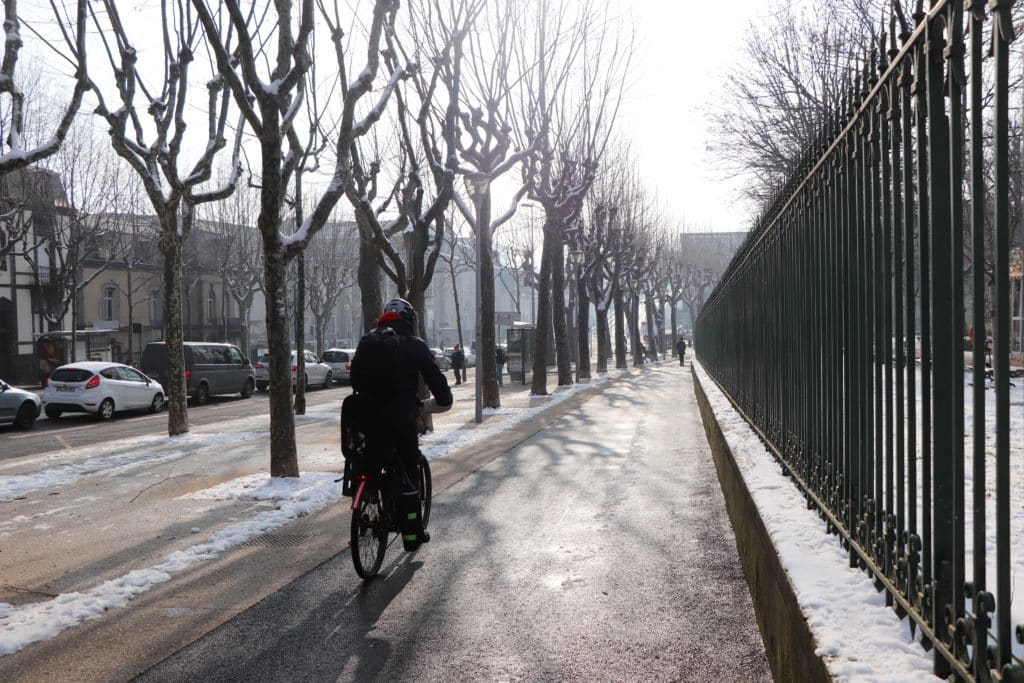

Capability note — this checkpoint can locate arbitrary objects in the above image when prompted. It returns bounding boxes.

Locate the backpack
[351,327,405,394]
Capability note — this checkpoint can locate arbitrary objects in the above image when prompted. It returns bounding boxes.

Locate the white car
[254,350,333,391]
[43,362,165,421]
[320,348,357,383]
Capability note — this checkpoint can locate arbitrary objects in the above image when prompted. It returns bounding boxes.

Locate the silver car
[0,379,42,429]
[254,350,334,391]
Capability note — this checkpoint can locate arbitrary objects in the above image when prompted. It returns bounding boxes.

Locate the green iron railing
[695,1,1023,679]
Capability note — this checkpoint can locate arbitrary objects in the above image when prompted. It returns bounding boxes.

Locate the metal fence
[694,2,1023,679]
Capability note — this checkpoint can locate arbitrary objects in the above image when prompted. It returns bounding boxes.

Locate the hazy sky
[623,1,765,234]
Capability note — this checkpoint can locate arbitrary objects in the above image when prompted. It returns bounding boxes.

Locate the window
[102,286,117,321]
[149,289,161,325]
[207,285,216,322]
[227,347,244,364]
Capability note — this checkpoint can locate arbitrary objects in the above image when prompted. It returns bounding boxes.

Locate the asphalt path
[136,365,771,681]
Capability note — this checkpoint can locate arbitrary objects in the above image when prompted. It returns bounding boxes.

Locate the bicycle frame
[351,474,371,510]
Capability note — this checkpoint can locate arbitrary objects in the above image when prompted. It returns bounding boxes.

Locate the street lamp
[464,174,490,424]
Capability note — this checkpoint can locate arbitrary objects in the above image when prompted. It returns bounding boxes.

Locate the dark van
[140,342,255,404]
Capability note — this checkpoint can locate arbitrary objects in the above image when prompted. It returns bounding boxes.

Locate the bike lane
[137,364,770,681]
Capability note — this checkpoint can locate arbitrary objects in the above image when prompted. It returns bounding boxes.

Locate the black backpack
[351,327,406,394]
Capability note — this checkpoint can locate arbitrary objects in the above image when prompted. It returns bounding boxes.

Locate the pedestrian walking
[450,344,466,385]
[495,345,506,386]
[676,337,687,366]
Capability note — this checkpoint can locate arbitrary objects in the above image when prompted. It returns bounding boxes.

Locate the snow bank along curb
[691,362,933,683]
[691,367,830,682]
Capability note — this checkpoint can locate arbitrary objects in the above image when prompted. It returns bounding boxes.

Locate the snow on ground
[692,360,935,682]
[0,473,343,656]
[0,371,622,657]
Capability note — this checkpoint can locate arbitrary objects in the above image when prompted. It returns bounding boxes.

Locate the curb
[691,366,832,683]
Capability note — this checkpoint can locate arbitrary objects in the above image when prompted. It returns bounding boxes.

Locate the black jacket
[351,320,453,426]
[450,349,466,369]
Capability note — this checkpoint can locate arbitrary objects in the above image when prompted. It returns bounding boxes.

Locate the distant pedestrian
[676,337,687,366]
[495,346,506,386]
[450,344,466,385]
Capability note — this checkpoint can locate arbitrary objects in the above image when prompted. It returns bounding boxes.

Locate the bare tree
[437,212,476,348]
[521,0,634,393]
[0,0,89,173]
[194,0,404,476]
[24,122,135,362]
[66,0,245,436]
[306,220,358,354]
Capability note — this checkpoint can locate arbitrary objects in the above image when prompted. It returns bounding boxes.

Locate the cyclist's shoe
[402,530,430,551]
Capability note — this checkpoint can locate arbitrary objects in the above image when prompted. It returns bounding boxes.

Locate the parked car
[430,348,451,370]
[42,362,165,421]
[445,348,476,368]
[254,350,333,391]
[321,348,358,383]
[0,379,42,429]
[140,342,255,404]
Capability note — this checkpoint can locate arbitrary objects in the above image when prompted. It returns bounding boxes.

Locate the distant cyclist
[350,298,453,550]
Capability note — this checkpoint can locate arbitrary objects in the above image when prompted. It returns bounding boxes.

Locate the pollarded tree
[194,0,405,476]
[65,0,244,436]
[521,0,634,392]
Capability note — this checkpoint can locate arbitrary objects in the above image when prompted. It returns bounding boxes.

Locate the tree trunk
[221,274,228,343]
[645,295,659,357]
[240,298,252,358]
[551,236,571,386]
[577,275,590,380]
[595,304,609,374]
[670,298,678,357]
[613,286,627,369]
[159,214,189,436]
[357,212,382,335]
[631,292,643,367]
[265,240,298,477]
[294,252,306,416]
[478,194,499,408]
[531,216,555,395]
[451,264,465,348]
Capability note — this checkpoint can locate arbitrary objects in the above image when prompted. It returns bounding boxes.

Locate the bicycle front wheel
[419,455,432,529]
[351,493,387,579]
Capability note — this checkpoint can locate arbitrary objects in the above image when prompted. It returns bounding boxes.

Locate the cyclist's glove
[422,398,452,414]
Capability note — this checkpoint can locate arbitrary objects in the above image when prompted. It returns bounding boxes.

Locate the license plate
[55,385,75,392]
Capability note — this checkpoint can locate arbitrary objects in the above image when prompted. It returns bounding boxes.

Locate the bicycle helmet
[379,298,417,329]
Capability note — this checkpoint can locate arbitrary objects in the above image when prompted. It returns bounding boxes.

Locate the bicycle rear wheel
[351,492,387,579]
[419,455,432,529]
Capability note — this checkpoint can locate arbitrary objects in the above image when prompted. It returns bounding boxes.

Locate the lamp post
[464,174,490,424]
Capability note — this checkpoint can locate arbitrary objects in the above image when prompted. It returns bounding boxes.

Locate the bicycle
[349,453,432,579]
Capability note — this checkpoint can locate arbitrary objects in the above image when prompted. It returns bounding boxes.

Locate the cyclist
[350,298,453,551]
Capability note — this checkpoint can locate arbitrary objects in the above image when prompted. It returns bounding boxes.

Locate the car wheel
[97,398,115,421]
[323,371,332,389]
[149,393,164,413]
[241,378,255,398]
[45,406,62,419]
[194,383,210,405]
[14,402,37,429]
